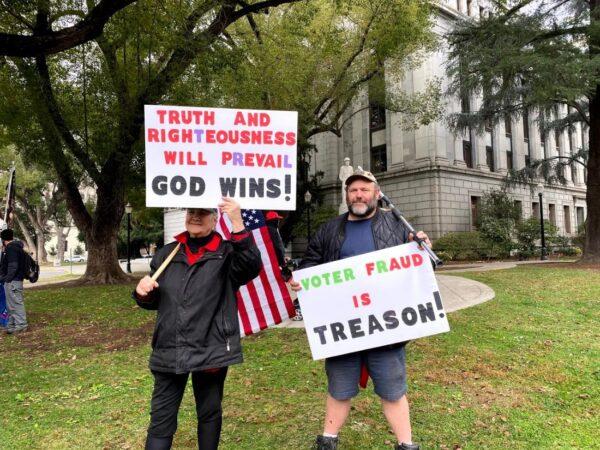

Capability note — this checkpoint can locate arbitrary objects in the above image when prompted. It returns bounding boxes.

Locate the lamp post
[125,202,133,273]
[537,183,548,261]
[304,190,312,242]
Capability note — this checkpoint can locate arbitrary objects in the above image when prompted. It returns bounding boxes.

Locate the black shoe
[314,435,338,450]
[395,443,420,450]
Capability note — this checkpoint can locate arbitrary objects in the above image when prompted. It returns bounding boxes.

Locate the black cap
[1,228,14,241]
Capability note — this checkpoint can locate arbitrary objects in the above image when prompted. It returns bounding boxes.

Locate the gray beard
[348,201,376,218]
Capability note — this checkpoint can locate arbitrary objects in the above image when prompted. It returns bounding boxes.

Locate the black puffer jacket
[0,240,26,283]
[299,208,408,269]
[135,232,261,374]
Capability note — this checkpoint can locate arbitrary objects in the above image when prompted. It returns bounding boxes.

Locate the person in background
[0,228,27,334]
[265,210,303,321]
[264,211,286,270]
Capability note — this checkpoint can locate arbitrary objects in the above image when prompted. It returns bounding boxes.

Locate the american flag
[216,209,295,336]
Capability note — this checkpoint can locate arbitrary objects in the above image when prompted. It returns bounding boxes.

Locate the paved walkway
[436,258,575,273]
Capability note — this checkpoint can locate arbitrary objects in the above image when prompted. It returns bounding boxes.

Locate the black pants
[146,368,228,450]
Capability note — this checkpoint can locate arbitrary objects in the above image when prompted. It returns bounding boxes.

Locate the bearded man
[289,168,430,450]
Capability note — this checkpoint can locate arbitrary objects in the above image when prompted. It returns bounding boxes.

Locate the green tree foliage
[433,231,489,261]
[0,0,307,283]
[476,189,521,258]
[118,205,164,259]
[0,0,441,281]
[515,217,559,260]
[175,0,441,241]
[445,0,600,263]
[0,145,63,262]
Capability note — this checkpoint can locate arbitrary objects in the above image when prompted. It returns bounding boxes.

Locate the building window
[505,115,513,170]
[463,140,473,168]
[523,108,531,166]
[368,72,386,131]
[568,128,577,183]
[576,207,585,229]
[523,108,530,140]
[370,144,387,173]
[471,196,480,229]
[532,202,540,219]
[64,241,68,252]
[549,203,556,226]
[467,0,472,15]
[486,147,495,171]
[485,120,494,171]
[514,200,522,218]
[564,205,571,234]
[370,104,386,131]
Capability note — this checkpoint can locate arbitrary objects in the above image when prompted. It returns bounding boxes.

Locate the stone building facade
[308,0,588,240]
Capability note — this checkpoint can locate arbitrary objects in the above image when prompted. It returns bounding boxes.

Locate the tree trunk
[14,215,36,257]
[582,2,600,264]
[79,181,129,284]
[56,226,67,263]
[582,83,600,263]
[36,234,48,263]
[34,205,48,263]
[83,228,128,284]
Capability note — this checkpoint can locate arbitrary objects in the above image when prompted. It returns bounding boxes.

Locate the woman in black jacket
[134,198,262,450]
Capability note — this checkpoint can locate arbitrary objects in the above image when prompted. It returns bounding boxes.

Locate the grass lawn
[1,266,598,449]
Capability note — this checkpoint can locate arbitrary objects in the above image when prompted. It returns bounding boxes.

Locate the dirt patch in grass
[28,276,144,291]
[2,319,154,353]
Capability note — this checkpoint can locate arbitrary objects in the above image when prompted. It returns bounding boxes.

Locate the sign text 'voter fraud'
[295,242,450,360]
[145,105,297,209]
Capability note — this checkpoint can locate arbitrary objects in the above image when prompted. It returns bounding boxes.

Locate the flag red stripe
[236,291,253,336]
[245,280,268,330]
[218,216,232,239]
[216,210,294,336]
[254,231,282,324]
[258,227,294,316]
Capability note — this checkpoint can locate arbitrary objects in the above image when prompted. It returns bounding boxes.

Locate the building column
[573,123,585,186]
[529,109,543,161]
[556,105,573,184]
[494,119,507,174]
[512,112,526,170]
[472,96,489,171]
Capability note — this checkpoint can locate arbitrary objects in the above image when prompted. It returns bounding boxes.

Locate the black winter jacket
[299,209,408,269]
[135,232,262,373]
[0,240,26,283]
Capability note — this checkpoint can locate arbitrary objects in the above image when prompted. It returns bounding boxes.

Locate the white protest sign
[144,105,297,210]
[295,242,450,360]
